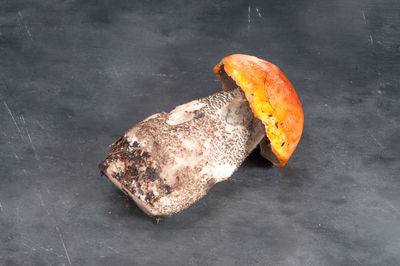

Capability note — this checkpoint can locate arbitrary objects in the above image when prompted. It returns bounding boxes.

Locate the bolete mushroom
[99,54,304,219]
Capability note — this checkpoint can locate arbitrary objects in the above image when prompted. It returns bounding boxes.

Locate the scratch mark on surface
[56,226,72,265]
[61,200,69,208]
[247,5,251,31]
[369,34,373,45]
[0,202,3,212]
[38,193,45,207]
[38,192,51,216]
[112,66,121,78]
[20,114,26,124]
[22,242,37,252]
[13,153,20,159]
[17,11,33,41]
[367,130,383,149]
[107,246,120,254]
[21,235,64,257]
[151,72,170,78]
[385,199,400,215]
[3,101,23,139]
[330,147,339,166]
[23,119,35,149]
[20,114,39,159]
[256,8,262,18]
[361,10,366,24]
[36,120,44,129]
[26,127,35,150]
[350,254,362,265]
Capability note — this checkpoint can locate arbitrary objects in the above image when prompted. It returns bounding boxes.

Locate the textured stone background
[1,0,399,265]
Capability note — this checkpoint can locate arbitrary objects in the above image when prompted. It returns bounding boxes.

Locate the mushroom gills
[99,88,265,217]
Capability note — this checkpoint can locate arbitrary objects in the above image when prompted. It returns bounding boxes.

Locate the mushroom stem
[99,88,265,217]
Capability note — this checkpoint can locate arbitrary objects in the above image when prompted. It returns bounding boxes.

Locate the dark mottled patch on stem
[194,111,205,119]
[145,191,155,206]
[144,167,159,181]
[162,184,172,194]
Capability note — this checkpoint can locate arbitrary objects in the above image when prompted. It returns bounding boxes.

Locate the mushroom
[99,54,304,219]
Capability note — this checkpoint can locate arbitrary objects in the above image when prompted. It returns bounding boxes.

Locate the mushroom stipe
[99,54,304,220]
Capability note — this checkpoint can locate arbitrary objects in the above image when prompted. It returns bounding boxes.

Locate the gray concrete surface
[1,0,399,265]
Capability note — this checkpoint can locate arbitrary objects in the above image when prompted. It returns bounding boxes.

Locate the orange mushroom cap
[214,54,304,167]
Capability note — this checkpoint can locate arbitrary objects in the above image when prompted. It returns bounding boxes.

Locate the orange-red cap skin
[214,54,304,167]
